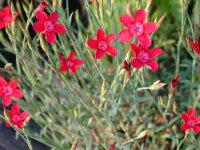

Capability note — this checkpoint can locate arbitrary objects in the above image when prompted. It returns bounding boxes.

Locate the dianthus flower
[59,51,84,73]
[130,43,162,71]
[33,11,66,43]
[0,77,23,106]
[0,6,13,29]
[181,108,200,133]
[119,9,158,47]
[87,29,118,59]
[5,104,30,129]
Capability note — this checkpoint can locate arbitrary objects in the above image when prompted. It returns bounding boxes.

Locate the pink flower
[0,78,23,106]
[38,1,48,11]
[33,11,66,43]
[5,104,30,129]
[171,74,179,88]
[130,43,162,71]
[59,51,84,73]
[181,108,200,133]
[119,9,158,47]
[0,6,13,29]
[87,29,118,59]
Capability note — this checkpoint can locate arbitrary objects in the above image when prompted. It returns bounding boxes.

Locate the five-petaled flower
[87,29,118,59]
[119,9,158,47]
[0,77,23,106]
[181,108,200,133]
[171,74,179,89]
[5,103,30,129]
[188,37,200,58]
[59,51,84,73]
[0,6,13,29]
[33,11,66,43]
[130,43,162,71]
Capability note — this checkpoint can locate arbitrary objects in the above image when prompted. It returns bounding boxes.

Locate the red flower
[0,78,23,106]
[33,11,66,43]
[38,1,48,11]
[130,43,162,71]
[171,74,179,88]
[119,9,158,47]
[5,104,30,129]
[109,147,115,150]
[188,37,200,58]
[87,29,118,59]
[0,6,13,29]
[181,108,200,133]
[59,51,84,73]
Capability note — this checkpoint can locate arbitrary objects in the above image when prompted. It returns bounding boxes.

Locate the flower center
[3,86,13,96]
[65,60,74,68]
[11,114,20,124]
[3,16,11,22]
[98,41,108,51]
[130,22,144,36]
[186,119,195,127]
[137,50,150,63]
[44,21,55,32]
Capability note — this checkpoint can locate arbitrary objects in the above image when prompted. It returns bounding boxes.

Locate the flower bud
[38,1,48,11]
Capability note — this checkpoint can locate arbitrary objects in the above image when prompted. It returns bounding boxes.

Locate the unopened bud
[92,128,100,142]
[74,106,78,119]
[150,80,167,90]
[71,137,78,150]
[157,13,166,28]
[126,2,132,16]
[38,1,48,11]
[87,118,93,126]
[120,120,126,132]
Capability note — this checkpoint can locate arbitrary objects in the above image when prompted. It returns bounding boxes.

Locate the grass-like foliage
[0,0,200,149]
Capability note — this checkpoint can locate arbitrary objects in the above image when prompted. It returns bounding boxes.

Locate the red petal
[0,77,8,87]
[9,80,19,89]
[36,11,48,22]
[106,34,117,45]
[95,50,105,59]
[70,67,77,74]
[59,55,66,64]
[118,29,133,42]
[137,33,152,47]
[188,108,195,118]
[145,60,158,71]
[0,89,3,96]
[106,46,118,56]
[192,126,200,133]
[130,58,143,68]
[12,89,23,98]
[134,9,146,24]
[130,43,140,57]
[20,112,30,120]
[59,65,68,72]
[143,22,158,34]
[181,113,188,122]
[5,121,11,127]
[33,22,44,32]
[74,59,84,66]
[45,32,56,43]
[0,22,6,29]
[181,123,189,131]
[2,96,12,106]
[68,51,75,60]
[87,39,98,49]
[16,121,24,129]
[120,14,134,27]
[2,6,11,14]
[148,47,163,58]
[54,24,66,34]
[97,29,106,41]
[195,115,200,124]
[49,12,59,23]
[12,103,20,114]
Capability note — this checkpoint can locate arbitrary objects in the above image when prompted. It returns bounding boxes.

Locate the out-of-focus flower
[119,9,158,47]
[109,147,115,150]
[0,77,23,106]
[130,43,162,71]
[33,11,66,43]
[0,6,13,29]
[181,108,200,133]
[171,74,179,89]
[59,51,83,73]
[5,104,30,129]
[87,29,118,59]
